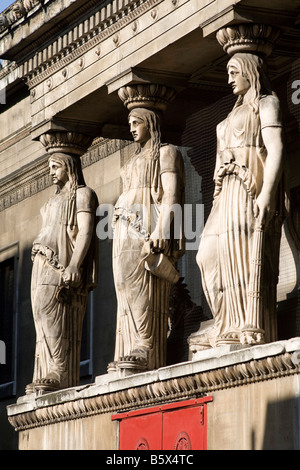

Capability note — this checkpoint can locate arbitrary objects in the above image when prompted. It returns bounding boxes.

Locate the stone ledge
[7,338,300,431]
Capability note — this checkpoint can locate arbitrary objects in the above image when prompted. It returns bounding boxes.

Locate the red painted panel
[162,404,206,450]
[112,397,213,451]
[118,411,162,450]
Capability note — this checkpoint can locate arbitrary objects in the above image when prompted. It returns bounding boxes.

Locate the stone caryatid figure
[26,132,98,394]
[195,25,284,349]
[109,85,185,373]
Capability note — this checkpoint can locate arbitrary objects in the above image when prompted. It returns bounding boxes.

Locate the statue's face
[49,159,69,188]
[227,64,250,96]
[129,115,151,144]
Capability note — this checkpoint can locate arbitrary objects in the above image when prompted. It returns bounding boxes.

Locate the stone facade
[7,338,300,450]
[1,0,300,450]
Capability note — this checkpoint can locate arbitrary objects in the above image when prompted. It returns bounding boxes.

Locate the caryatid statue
[26,132,98,394]
[196,24,284,349]
[109,84,185,373]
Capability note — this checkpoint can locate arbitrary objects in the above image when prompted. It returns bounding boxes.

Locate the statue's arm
[255,96,284,228]
[63,187,96,286]
[150,145,182,252]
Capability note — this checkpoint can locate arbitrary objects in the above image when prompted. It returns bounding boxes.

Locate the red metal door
[112,397,212,450]
[114,406,162,450]
[162,400,209,450]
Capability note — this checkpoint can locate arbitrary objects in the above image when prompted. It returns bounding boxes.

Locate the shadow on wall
[92,237,117,375]
[0,244,34,450]
[258,396,300,449]
[167,277,212,365]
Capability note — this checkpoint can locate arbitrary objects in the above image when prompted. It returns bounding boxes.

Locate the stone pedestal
[7,338,300,450]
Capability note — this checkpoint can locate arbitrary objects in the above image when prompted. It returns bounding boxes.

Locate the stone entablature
[0,0,40,30]
[2,0,258,138]
[23,0,164,89]
[7,338,300,432]
[1,0,300,142]
[0,0,165,82]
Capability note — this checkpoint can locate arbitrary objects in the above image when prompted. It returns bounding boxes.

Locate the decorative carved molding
[216,23,280,57]
[0,0,40,29]
[0,138,130,212]
[0,157,51,212]
[118,84,177,112]
[8,349,300,431]
[21,0,164,89]
[0,0,77,31]
[40,131,93,156]
[0,61,18,82]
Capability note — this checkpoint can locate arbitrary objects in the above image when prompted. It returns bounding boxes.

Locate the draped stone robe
[112,144,185,370]
[30,185,98,390]
[197,94,283,346]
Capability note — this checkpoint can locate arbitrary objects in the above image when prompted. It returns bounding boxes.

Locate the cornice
[7,341,300,431]
[0,0,101,46]
[0,0,40,31]
[0,61,18,81]
[19,0,164,89]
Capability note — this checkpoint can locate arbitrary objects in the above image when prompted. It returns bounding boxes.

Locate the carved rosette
[118,84,177,112]
[40,131,93,156]
[216,24,280,57]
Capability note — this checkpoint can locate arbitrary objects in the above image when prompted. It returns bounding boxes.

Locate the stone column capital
[216,23,280,57]
[118,83,177,112]
[39,131,93,156]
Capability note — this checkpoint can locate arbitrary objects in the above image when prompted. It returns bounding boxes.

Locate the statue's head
[128,111,151,145]
[128,108,161,159]
[227,56,251,97]
[227,53,273,108]
[48,152,85,196]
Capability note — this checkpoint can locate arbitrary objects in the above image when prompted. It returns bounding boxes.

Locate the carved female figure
[26,153,98,393]
[111,108,185,372]
[197,53,284,347]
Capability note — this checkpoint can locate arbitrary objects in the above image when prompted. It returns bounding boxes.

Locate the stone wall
[7,338,300,450]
